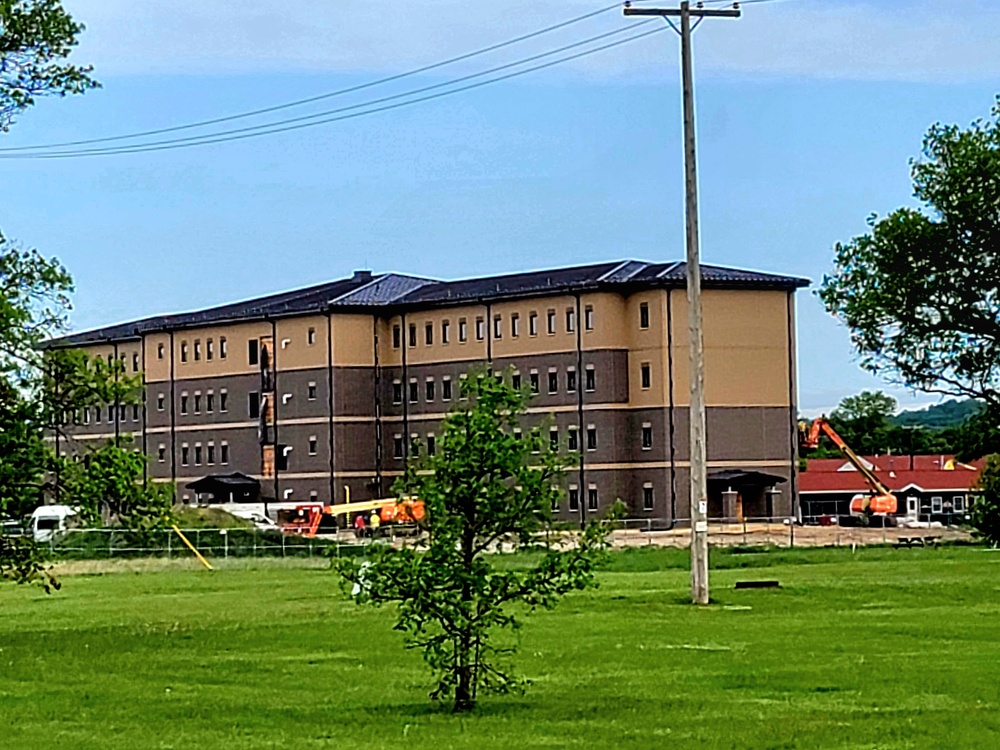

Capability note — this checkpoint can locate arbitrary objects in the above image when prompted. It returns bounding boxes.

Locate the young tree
[0,0,98,130]
[337,371,610,712]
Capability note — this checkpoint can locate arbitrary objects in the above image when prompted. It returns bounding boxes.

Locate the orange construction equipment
[799,418,898,517]
[278,504,324,537]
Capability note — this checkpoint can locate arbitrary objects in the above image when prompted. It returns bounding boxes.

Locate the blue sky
[2,0,999,413]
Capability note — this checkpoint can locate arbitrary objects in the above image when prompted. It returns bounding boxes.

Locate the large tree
[337,371,610,712]
[0,0,98,130]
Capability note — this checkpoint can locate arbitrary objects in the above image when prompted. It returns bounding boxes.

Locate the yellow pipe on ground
[172,524,214,570]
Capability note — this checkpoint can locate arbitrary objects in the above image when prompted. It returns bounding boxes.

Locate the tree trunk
[453,495,477,712]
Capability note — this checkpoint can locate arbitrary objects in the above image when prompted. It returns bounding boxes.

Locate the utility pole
[624,0,740,605]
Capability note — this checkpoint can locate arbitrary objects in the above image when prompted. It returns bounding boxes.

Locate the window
[550,427,559,450]
[425,378,435,402]
[639,302,650,329]
[567,426,580,452]
[514,428,523,441]
[511,313,520,338]
[157,444,166,463]
[409,379,418,404]
[309,491,318,504]
[93,406,101,423]
[308,327,316,346]
[119,404,126,421]
[206,338,214,360]
[108,353,114,367]
[207,443,215,465]
[181,444,189,466]
[180,394,188,416]
[641,363,651,389]
[248,391,260,419]
[442,320,450,345]
[221,442,229,465]
[529,312,538,336]
[83,408,90,425]
[301,381,314,401]
[393,435,404,459]
[459,374,468,399]
[568,486,580,512]
[392,324,401,349]
[220,389,228,412]
[529,371,540,394]
[220,337,227,359]
[180,341,188,363]
[551,489,560,512]
[584,305,594,331]
[493,314,502,340]
[194,444,202,466]
[512,372,521,391]
[931,496,943,513]
[249,339,259,366]
[194,392,201,414]
[206,391,214,412]
[425,323,433,346]
[458,318,468,343]
[408,324,417,348]
[392,380,403,405]
[588,485,598,511]
[132,404,140,421]
[587,425,597,451]
[643,484,654,511]
[194,339,201,361]
[427,434,436,456]
[548,369,558,394]
[442,377,452,401]
[157,343,165,360]
[566,308,576,333]
[954,495,966,512]
[132,352,140,372]
[157,393,165,411]
[547,309,556,335]
[107,404,115,422]
[642,424,653,450]
[475,317,485,341]
[308,436,318,456]
[410,434,419,457]
[567,368,577,392]
[585,366,596,392]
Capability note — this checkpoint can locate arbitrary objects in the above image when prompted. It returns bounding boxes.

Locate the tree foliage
[0,0,98,130]
[337,371,610,712]
[972,454,1000,547]
[0,534,58,592]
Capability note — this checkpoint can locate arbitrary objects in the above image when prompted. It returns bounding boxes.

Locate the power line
[4,26,666,159]
[0,3,625,153]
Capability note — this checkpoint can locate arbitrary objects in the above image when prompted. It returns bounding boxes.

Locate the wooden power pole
[624,0,740,605]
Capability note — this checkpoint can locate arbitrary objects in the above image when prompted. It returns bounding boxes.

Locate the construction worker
[353,513,366,539]
[369,510,381,537]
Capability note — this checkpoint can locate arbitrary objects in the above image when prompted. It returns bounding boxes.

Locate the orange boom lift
[799,418,898,518]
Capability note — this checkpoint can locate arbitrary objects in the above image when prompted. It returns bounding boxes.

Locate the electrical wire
[3,26,666,159]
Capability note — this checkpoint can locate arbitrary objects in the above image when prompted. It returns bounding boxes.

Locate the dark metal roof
[50,260,809,346]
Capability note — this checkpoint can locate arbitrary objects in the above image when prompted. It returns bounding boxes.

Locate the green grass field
[2,546,999,748]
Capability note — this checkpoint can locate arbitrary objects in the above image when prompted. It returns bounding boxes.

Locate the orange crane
[799,418,898,517]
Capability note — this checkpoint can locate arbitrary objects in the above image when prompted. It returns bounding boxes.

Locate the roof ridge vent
[352,269,373,283]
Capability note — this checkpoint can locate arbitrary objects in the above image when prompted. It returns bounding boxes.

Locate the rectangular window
[107,404,115,423]
[549,427,559,451]
[584,305,594,331]
[307,382,317,400]
[931,496,943,513]
[566,308,576,333]
[511,313,520,338]
[119,404,126,421]
[206,391,214,412]
[194,444,202,466]
[132,352,140,372]
[425,378,435,402]
[640,302,650,329]
[529,312,538,336]
[157,444,166,463]
[642,424,653,450]
[529,371,540,394]
[643,485,654,511]
[954,495,966,512]
[442,320,450,345]
[180,394,188,416]
[220,389,228,412]
[193,340,201,361]
[309,436,318,456]
[442,377,452,401]
[588,485,598,511]
[82,408,90,425]
[459,318,468,343]
[248,339,259,366]
[459,374,468,399]
[548,370,558,394]
[567,427,579,452]
[180,341,188,363]
[194,392,201,414]
[206,338,213,360]
[512,372,521,391]
[585,366,596,392]
[568,486,580,512]
[221,442,229,465]
[587,426,597,451]
[567,368,577,393]
[220,336,227,359]
[393,435,404,459]
[181,445,189,466]
[410,434,419,457]
[547,309,556,335]
[427,434,436,456]
[408,324,417,347]
[392,380,403,405]
[409,379,418,404]
[475,317,485,341]
[493,314,502,340]
[157,343,165,360]
[207,443,215,465]
[514,428,523,441]
[93,406,101,423]
[641,363,651,389]
[393,324,401,349]
[308,327,316,346]
[132,404,140,421]
[248,391,260,419]
[157,394,165,412]
[425,323,433,346]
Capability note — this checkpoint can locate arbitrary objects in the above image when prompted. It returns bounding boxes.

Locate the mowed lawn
[2,546,999,749]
